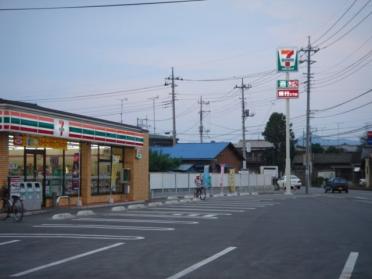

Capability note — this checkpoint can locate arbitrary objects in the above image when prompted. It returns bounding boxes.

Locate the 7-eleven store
[0,99,149,208]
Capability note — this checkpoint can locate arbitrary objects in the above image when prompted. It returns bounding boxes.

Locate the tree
[262,112,296,175]
[149,150,181,172]
[325,146,343,153]
[312,143,324,153]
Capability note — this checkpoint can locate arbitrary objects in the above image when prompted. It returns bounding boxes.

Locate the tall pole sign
[277,48,298,72]
[277,48,298,195]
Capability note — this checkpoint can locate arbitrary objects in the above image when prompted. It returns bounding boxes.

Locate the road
[1,188,371,279]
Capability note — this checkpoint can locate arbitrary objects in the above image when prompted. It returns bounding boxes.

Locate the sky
[0,0,371,144]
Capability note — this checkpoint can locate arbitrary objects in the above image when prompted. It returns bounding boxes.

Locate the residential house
[151,142,243,173]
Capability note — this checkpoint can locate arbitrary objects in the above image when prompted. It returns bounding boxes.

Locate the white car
[277,175,302,190]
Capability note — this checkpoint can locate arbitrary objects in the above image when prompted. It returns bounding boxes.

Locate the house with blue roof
[151,142,243,172]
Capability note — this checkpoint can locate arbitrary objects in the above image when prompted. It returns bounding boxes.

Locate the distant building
[293,152,362,185]
[151,142,242,173]
[149,134,174,147]
[234,140,274,172]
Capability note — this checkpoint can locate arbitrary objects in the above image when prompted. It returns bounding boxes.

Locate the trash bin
[24,182,34,210]
[33,182,42,210]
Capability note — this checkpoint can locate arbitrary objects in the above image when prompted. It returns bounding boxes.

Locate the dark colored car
[324,177,349,193]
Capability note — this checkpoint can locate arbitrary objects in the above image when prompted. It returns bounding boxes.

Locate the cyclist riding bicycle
[194,175,206,200]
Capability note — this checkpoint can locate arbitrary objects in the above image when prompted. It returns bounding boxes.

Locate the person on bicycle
[194,175,202,195]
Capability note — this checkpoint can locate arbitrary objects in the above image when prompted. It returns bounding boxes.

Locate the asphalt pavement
[1,187,371,279]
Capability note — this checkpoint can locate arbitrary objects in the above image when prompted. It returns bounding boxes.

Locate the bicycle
[194,187,206,200]
[0,186,24,222]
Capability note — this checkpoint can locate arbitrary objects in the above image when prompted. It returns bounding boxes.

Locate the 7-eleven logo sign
[277,48,298,72]
[54,119,69,138]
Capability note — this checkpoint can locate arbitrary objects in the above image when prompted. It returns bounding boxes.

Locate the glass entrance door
[25,149,46,206]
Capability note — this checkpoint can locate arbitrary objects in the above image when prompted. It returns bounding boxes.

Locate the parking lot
[1,190,372,279]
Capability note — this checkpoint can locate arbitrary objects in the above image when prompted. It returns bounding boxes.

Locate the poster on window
[72,153,80,191]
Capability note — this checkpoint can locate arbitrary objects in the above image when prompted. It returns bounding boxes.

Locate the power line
[313,88,372,112]
[18,85,167,102]
[320,5,372,49]
[313,99,372,118]
[313,0,359,44]
[0,0,206,11]
[181,69,276,82]
[317,0,372,47]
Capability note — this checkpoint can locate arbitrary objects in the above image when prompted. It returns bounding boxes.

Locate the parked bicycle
[0,185,24,222]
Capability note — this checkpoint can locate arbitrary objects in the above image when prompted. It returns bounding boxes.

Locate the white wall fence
[150,172,274,197]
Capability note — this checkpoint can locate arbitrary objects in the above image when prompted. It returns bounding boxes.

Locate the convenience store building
[0,99,149,207]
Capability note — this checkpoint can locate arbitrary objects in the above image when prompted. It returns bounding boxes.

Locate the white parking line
[10,242,124,277]
[142,209,232,215]
[0,240,20,246]
[74,218,199,225]
[34,224,174,231]
[0,233,143,241]
[108,213,218,219]
[166,246,237,279]
[152,207,245,213]
[339,252,359,279]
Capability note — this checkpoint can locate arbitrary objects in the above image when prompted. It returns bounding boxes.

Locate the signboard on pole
[368,131,372,145]
[277,48,298,72]
[277,79,299,99]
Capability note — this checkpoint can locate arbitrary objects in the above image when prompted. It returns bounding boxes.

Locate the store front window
[8,135,80,197]
[91,145,124,195]
[64,142,80,195]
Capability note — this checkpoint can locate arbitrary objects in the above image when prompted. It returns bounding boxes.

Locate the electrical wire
[313,99,372,118]
[317,0,371,47]
[0,0,206,11]
[313,0,359,44]
[19,85,167,102]
[313,88,372,112]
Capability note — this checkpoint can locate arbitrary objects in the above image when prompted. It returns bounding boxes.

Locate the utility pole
[300,36,319,194]
[137,117,149,130]
[120,98,128,124]
[235,78,252,170]
[198,96,210,143]
[148,96,159,134]
[165,67,182,145]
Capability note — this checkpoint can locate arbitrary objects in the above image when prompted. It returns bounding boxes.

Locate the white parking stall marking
[0,233,143,241]
[339,252,359,279]
[108,213,218,219]
[200,202,275,207]
[139,209,232,216]
[166,246,237,279]
[0,240,20,246]
[34,224,174,231]
[74,218,199,225]
[10,242,124,277]
[150,207,245,213]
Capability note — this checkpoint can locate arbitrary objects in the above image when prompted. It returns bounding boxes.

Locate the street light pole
[149,96,159,134]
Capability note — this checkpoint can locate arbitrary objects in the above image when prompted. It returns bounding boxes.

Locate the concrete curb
[127,204,146,210]
[52,213,75,220]
[76,210,95,216]
[167,196,178,200]
[164,200,179,205]
[147,202,163,207]
[111,206,126,212]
